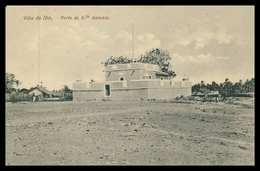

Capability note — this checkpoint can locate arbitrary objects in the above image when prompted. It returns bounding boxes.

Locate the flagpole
[132,22,134,62]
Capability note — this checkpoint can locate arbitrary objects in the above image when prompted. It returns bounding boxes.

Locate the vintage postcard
[6,6,254,165]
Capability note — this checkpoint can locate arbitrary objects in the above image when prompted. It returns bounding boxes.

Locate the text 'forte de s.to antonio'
[23,15,110,20]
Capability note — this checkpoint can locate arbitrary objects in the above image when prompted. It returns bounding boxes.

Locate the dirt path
[6,100,254,165]
[6,105,149,126]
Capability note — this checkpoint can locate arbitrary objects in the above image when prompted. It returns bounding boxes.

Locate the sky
[6,6,254,90]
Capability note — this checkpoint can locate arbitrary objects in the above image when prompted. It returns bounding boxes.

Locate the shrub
[60,93,73,101]
[9,93,16,102]
[6,92,32,102]
[186,96,196,100]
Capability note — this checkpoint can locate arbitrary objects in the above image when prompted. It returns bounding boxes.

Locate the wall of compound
[110,88,148,101]
[148,86,192,100]
[172,87,192,98]
[73,79,192,101]
[73,90,104,101]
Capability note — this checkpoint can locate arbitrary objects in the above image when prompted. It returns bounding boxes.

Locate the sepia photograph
[6,6,254,165]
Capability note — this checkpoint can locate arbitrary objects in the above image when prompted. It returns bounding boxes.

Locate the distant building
[207,91,220,97]
[182,75,189,81]
[193,92,205,97]
[28,85,61,99]
[73,63,192,101]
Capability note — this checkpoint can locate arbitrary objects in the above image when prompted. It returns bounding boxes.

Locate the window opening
[119,76,125,81]
[143,73,151,79]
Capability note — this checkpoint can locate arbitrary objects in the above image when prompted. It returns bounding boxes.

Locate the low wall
[174,81,182,86]
[148,88,173,100]
[161,80,171,87]
[73,82,87,89]
[148,86,191,100]
[73,82,104,90]
[128,80,148,87]
[111,81,125,88]
[172,87,191,98]
[73,90,103,101]
[111,88,148,101]
[148,80,160,87]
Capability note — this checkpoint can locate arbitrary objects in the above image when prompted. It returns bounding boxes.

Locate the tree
[102,56,132,66]
[15,80,22,92]
[101,48,177,78]
[200,80,206,89]
[137,48,176,77]
[28,87,35,92]
[191,81,210,94]
[167,70,177,78]
[243,79,250,93]
[206,83,211,90]
[5,73,16,93]
[237,79,244,93]
[239,79,243,86]
[232,82,239,95]
[61,85,72,94]
[249,78,255,92]
[230,79,245,95]
[192,77,254,98]
[19,88,28,93]
[199,88,211,94]
[59,85,73,101]
[220,78,233,97]
[211,81,219,91]
[244,78,255,93]
[191,83,200,93]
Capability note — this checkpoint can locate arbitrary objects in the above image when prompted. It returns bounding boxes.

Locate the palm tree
[15,80,22,93]
[200,80,206,89]
[61,85,71,94]
[238,79,243,93]
[233,82,240,94]
[225,78,229,82]
[239,79,243,86]
[249,78,255,92]
[244,79,250,93]
[211,81,219,91]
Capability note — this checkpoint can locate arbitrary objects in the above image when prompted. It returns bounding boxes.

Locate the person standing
[215,96,219,103]
[32,93,36,102]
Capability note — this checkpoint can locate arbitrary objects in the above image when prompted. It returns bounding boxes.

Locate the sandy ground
[5,98,254,165]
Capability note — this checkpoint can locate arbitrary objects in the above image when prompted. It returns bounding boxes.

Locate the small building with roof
[193,92,206,97]
[73,62,192,101]
[207,91,220,97]
[28,85,61,99]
